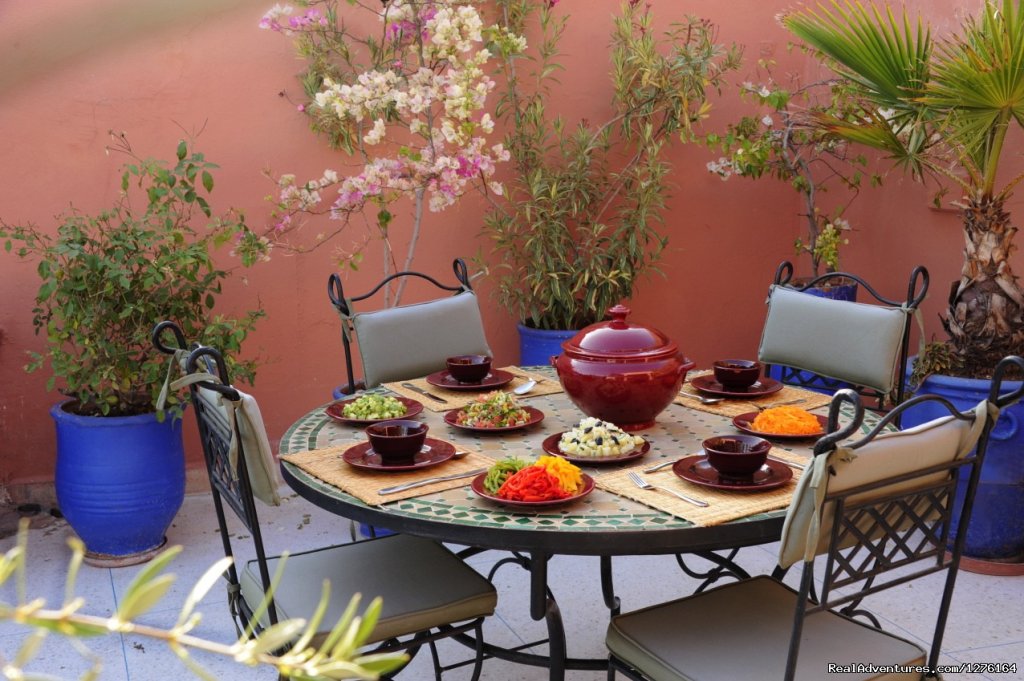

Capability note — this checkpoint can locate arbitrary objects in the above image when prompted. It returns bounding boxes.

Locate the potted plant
[784,0,1024,570]
[482,1,741,364]
[0,134,263,566]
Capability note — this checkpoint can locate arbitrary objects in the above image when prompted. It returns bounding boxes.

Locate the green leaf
[117,574,176,621]
[201,171,214,193]
[177,556,233,627]
[176,140,187,160]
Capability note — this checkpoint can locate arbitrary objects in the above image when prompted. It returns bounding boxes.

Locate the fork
[627,471,708,507]
[755,398,806,411]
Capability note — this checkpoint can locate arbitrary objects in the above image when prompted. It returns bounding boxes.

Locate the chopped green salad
[341,394,406,420]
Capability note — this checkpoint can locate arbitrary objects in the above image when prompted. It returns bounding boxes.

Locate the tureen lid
[561,304,680,361]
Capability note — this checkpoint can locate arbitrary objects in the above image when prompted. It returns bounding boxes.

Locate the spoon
[513,379,538,395]
[677,392,725,405]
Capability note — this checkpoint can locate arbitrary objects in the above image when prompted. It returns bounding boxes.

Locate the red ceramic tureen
[552,304,694,431]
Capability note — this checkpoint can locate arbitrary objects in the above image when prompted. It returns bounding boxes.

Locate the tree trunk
[945,195,1024,374]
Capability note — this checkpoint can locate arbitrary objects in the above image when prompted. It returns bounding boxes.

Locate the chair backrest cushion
[778,401,990,568]
[352,290,491,387]
[189,377,282,507]
[758,285,909,393]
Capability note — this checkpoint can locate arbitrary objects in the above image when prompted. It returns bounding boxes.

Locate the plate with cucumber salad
[325,394,424,425]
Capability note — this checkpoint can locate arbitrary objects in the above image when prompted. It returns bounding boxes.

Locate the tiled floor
[2,492,1022,680]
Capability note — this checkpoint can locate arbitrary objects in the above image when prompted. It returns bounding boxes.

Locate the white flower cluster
[424,4,484,59]
[315,71,402,123]
[707,157,737,180]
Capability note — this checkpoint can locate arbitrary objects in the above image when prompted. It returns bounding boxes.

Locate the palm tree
[783,0,1024,375]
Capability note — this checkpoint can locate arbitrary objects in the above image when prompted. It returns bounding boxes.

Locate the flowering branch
[704,66,880,275]
[239,1,524,306]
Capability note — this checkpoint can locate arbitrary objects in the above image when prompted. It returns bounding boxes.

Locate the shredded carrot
[751,406,822,435]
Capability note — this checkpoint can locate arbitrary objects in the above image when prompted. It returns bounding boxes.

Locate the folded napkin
[595,449,806,527]
[281,442,495,505]
[675,370,833,417]
[385,366,561,412]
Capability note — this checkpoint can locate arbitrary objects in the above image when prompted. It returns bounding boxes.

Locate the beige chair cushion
[178,377,282,507]
[778,400,993,568]
[607,576,925,681]
[351,291,491,388]
[240,533,497,644]
[758,285,909,393]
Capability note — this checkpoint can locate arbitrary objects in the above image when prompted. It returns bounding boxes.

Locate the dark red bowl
[446,355,492,383]
[365,420,428,463]
[702,434,771,478]
[712,359,762,390]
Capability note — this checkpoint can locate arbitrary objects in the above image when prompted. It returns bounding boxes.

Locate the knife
[378,467,487,495]
[401,382,448,403]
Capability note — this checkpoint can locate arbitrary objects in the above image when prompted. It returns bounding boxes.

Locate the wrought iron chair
[152,321,497,679]
[607,355,1024,681]
[328,258,492,396]
[759,261,929,416]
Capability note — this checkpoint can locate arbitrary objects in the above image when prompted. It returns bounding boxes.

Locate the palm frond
[924,0,1024,192]
[783,0,931,109]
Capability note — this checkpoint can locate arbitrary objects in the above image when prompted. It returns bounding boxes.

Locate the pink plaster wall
[1,0,1013,492]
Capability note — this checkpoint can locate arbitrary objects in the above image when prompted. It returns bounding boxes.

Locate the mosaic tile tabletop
[280,368,876,536]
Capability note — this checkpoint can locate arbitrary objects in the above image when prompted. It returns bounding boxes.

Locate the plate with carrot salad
[732,405,828,440]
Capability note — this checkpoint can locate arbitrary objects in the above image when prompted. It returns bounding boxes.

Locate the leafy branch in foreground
[0,521,407,680]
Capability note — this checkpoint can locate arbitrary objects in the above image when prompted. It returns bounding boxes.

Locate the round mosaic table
[278,373,834,679]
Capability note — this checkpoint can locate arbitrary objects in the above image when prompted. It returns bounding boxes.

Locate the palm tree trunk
[946,195,1024,373]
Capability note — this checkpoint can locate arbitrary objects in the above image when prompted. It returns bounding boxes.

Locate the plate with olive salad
[325,394,424,425]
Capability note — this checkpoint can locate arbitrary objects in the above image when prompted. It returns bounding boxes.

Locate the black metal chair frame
[610,356,1024,681]
[328,258,475,396]
[151,321,489,679]
[765,260,930,415]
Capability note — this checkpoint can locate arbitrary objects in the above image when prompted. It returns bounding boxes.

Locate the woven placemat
[384,366,561,412]
[281,443,495,505]
[595,449,805,527]
[674,370,833,417]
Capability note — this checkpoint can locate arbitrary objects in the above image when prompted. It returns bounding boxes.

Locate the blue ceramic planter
[901,371,1024,561]
[52,402,185,565]
[517,323,577,367]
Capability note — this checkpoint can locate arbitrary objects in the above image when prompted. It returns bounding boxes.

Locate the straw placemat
[674,370,833,417]
[595,450,805,527]
[384,366,561,412]
[281,443,495,505]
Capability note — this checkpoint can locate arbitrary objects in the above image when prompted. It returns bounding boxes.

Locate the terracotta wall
[0,0,1011,496]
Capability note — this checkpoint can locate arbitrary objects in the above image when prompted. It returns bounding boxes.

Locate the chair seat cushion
[607,576,925,681]
[240,533,496,643]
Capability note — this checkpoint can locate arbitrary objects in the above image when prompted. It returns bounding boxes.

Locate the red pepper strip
[497,466,570,501]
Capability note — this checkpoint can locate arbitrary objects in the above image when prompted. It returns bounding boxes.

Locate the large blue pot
[52,402,185,564]
[901,371,1024,560]
[517,323,577,367]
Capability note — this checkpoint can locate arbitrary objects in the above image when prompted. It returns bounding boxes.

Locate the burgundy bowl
[365,420,428,463]
[553,305,694,431]
[446,354,492,383]
[702,435,771,478]
[712,359,761,390]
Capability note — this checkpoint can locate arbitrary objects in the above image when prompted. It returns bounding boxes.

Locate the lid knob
[608,304,631,328]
